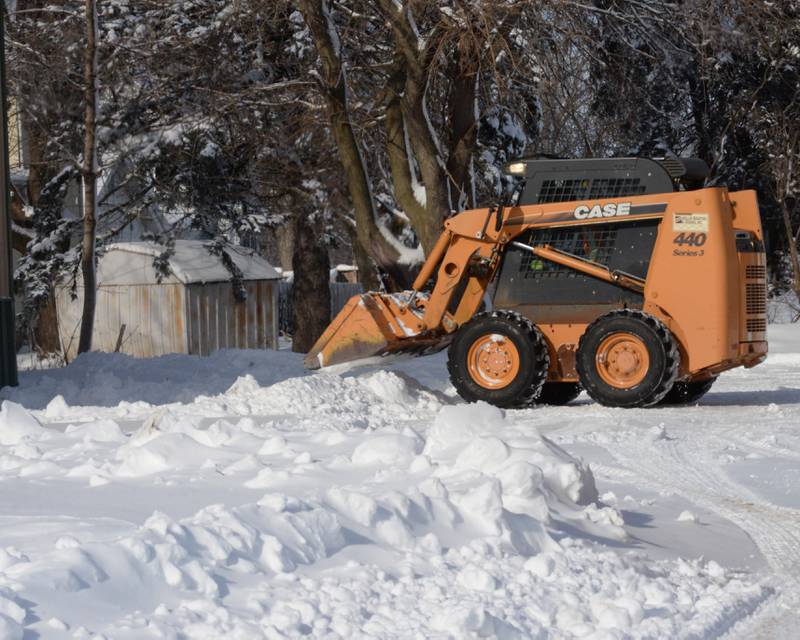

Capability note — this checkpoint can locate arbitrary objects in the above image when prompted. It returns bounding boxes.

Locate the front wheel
[447,310,550,409]
[576,310,679,408]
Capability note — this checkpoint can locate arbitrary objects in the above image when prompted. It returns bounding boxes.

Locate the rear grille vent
[745,283,767,315]
[747,318,767,333]
[745,265,766,280]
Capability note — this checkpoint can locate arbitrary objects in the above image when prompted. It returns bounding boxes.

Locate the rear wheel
[448,310,550,408]
[537,382,582,405]
[576,310,679,408]
[659,377,716,405]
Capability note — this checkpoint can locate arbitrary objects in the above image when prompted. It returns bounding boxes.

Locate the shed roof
[103,240,282,284]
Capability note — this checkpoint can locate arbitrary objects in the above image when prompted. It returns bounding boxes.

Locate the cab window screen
[520,219,660,280]
[520,225,616,277]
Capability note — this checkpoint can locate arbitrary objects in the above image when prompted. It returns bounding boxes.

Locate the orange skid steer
[305,157,768,408]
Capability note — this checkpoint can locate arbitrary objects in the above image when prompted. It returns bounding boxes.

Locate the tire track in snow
[606,421,800,638]
[722,428,800,464]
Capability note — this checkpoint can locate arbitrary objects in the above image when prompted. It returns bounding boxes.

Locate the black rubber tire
[447,310,550,409]
[658,377,716,405]
[576,310,679,408]
[536,382,582,406]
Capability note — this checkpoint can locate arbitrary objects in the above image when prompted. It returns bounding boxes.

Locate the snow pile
[0,360,774,637]
[0,488,765,638]
[421,402,619,553]
[0,348,306,411]
[220,368,444,428]
[8,326,800,637]
[0,401,42,445]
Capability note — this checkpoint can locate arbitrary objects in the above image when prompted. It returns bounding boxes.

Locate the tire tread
[447,310,550,408]
[576,309,680,408]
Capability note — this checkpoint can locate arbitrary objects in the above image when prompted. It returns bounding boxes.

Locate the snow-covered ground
[0,325,798,639]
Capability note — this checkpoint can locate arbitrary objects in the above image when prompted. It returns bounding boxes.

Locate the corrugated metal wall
[56,280,278,359]
[57,284,188,360]
[185,280,278,355]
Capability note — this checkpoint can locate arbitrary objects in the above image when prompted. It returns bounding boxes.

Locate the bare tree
[77,0,98,353]
[764,111,800,316]
[5,1,84,354]
[297,1,533,288]
[297,0,411,287]
[375,0,452,255]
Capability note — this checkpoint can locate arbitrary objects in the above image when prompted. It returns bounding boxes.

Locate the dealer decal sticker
[673,213,709,232]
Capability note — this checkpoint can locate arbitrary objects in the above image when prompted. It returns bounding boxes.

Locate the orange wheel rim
[467,334,520,390]
[595,332,649,389]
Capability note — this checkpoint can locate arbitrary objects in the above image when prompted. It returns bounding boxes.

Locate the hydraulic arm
[304,205,648,369]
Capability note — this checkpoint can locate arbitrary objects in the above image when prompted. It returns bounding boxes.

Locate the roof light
[507,162,526,175]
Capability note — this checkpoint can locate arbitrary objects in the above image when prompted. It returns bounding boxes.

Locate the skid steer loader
[305,157,768,408]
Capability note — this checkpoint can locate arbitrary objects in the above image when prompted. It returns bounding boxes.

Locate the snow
[376,217,426,266]
[102,240,282,284]
[412,178,427,208]
[0,326,798,637]
[0,401,42,445]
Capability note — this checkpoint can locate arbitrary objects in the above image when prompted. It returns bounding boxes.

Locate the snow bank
[0,343,784,637]
[0,348,306,411]
[0,487,767,638]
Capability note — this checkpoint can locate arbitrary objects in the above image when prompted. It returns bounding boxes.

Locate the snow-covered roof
[103,240,281,284]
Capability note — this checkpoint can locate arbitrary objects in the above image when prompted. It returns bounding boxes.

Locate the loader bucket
[304,292,450,370]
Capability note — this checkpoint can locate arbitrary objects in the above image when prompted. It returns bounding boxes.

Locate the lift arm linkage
[511,241,646,293]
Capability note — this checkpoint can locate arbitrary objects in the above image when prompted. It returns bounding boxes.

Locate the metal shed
[55,240,281,360]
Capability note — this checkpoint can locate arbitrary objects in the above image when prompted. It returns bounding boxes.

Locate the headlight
[507,162,526,175]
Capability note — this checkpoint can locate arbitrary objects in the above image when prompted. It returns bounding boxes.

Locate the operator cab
[493,157,711,325]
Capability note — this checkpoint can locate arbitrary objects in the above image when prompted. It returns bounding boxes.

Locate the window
[494,219,660,312]
[520,224,618,278]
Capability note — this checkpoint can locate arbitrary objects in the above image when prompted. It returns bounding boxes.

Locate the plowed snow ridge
[0,325,797,638]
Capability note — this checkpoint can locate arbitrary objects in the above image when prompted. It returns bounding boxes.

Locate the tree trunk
[379,0,453,240]
[291,212,331,353]
[14,109,68,354]
[446,70,478,211]
[687,64,712,167]
[297,0,411,287]
[31,296,61,354]
[349,224,380,291]
[77,0,98,354]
